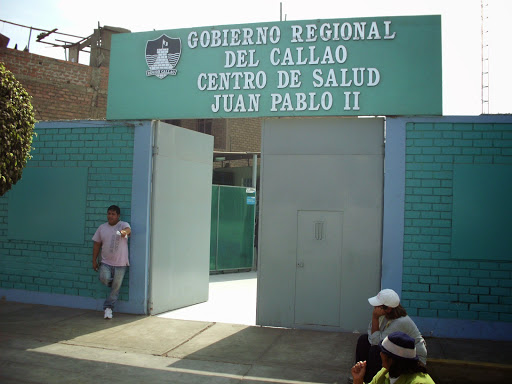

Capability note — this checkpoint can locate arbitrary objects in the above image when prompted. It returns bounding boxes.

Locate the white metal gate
[148,121,213,315]
[258,117,384,330]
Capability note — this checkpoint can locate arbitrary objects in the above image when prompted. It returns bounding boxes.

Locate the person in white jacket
[353,289,427,383]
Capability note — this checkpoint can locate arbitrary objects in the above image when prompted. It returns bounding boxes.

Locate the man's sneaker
[104,308,113,319]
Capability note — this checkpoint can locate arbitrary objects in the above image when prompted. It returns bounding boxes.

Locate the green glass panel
[216,186,255,270]
[210,185,219,270]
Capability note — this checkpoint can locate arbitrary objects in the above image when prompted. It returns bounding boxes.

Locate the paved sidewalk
[1,300,511,384]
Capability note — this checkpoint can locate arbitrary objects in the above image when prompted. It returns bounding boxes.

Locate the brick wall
[212,119,228,149]
[226,118,261,168]
[0,48,109,121]
[1,48,261,160]
[228,118,261,152]
[0,121,134,301]
[176,119,197,131]
[172,118,261,170]
[176,119,228,150]
[403,122,512,322]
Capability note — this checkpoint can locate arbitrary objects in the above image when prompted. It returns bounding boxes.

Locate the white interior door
[148,121,213,315]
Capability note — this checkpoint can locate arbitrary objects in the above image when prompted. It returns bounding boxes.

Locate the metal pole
[481,0,484,114]
[252,154,258,188]
[252,154,258,270]
[27,28,32,51]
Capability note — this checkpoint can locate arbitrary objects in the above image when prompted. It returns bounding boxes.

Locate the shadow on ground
[0,300,357,383]
[2,301,511,384]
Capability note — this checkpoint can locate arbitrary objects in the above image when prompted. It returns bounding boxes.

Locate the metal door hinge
[152,146,159,156]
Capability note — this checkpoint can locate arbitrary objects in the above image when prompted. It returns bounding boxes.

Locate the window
[197,119,213,135]
[163,119,181,126]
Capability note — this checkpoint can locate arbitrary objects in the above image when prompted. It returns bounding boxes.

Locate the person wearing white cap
[351,331,435,384]
[353,289,427,383]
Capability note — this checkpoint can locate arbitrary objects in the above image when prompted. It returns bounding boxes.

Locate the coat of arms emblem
[145,35,181,79]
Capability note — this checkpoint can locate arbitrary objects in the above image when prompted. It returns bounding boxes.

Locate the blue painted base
[414,316,512,341]
[0,288,145,314]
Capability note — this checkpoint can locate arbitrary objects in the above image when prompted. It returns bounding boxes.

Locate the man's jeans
[99,263,127,310]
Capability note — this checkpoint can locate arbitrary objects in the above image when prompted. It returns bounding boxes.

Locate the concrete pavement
[1,300,511,384]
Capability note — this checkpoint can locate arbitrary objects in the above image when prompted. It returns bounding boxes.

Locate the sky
[1,0,511,115]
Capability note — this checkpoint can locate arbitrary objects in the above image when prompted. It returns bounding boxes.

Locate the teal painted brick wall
[0,122,134,301]
[403,122,512,322]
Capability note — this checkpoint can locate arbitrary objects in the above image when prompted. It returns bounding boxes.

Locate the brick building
[0,48,109,121]
[0,46,261,184]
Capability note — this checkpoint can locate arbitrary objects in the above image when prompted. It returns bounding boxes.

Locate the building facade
[1,47,261,178]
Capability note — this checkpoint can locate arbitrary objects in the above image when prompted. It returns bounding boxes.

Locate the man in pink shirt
[92,205,131,319]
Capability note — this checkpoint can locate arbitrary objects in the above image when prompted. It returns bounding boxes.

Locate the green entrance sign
[107,15,441,119]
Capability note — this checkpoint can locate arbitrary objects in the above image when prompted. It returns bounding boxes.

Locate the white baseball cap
[368,289,400,308]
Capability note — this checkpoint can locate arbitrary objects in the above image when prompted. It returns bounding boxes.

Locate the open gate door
[148,121,213,315]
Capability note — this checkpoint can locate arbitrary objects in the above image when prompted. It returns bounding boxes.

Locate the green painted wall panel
[452,164,512,260]
[403,122,512,323]
[8,167,87,244]
[0,122,135,302]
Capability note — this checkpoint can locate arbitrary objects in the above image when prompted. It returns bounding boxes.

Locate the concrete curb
[429,358,512,370]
